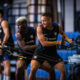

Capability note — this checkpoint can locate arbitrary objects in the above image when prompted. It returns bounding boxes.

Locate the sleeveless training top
[18,27,36,55]
[0,18,14,47]
[35,22,59,57]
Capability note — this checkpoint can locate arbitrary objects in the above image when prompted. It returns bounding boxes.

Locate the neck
[46,24,53,30]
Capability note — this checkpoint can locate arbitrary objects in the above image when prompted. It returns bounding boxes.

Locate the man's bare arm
[16,33,38,51]
[37,26,61,47]
[1,20,9,46]
[59,24,73,44]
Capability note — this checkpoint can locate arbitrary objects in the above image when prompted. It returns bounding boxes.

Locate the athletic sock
[0,74,2,80]
[3,75,10,80]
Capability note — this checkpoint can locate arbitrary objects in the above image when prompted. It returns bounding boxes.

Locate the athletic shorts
[32,53,63,67]
[0,52,10,62]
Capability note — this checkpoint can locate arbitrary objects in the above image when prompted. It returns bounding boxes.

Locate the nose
[42,21,44,24]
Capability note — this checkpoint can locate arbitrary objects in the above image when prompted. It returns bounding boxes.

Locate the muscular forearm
[1,20,10,46]
[62,33,70,42]
[40,41,60,47]
[22,45,38,51]
[2,34,10,46]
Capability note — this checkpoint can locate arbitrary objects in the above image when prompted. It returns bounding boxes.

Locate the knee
[4,63,10,72]
[55,62,66,74]
[4,68,10,74]
[30,60,40,74]
[60,68,65,74]
[4,66,10,76]
[30,66,38,74]
[16,60,25,70]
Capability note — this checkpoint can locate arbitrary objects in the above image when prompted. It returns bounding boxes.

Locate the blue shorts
[0,52,10,62]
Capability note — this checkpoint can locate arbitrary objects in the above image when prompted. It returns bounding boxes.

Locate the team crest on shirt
[54,32,57,36]
[33,55,37,59]
[30,35,34,38]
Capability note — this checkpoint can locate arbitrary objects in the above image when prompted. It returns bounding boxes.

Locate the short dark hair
[42,13,52,18]
[0,9,3,17]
